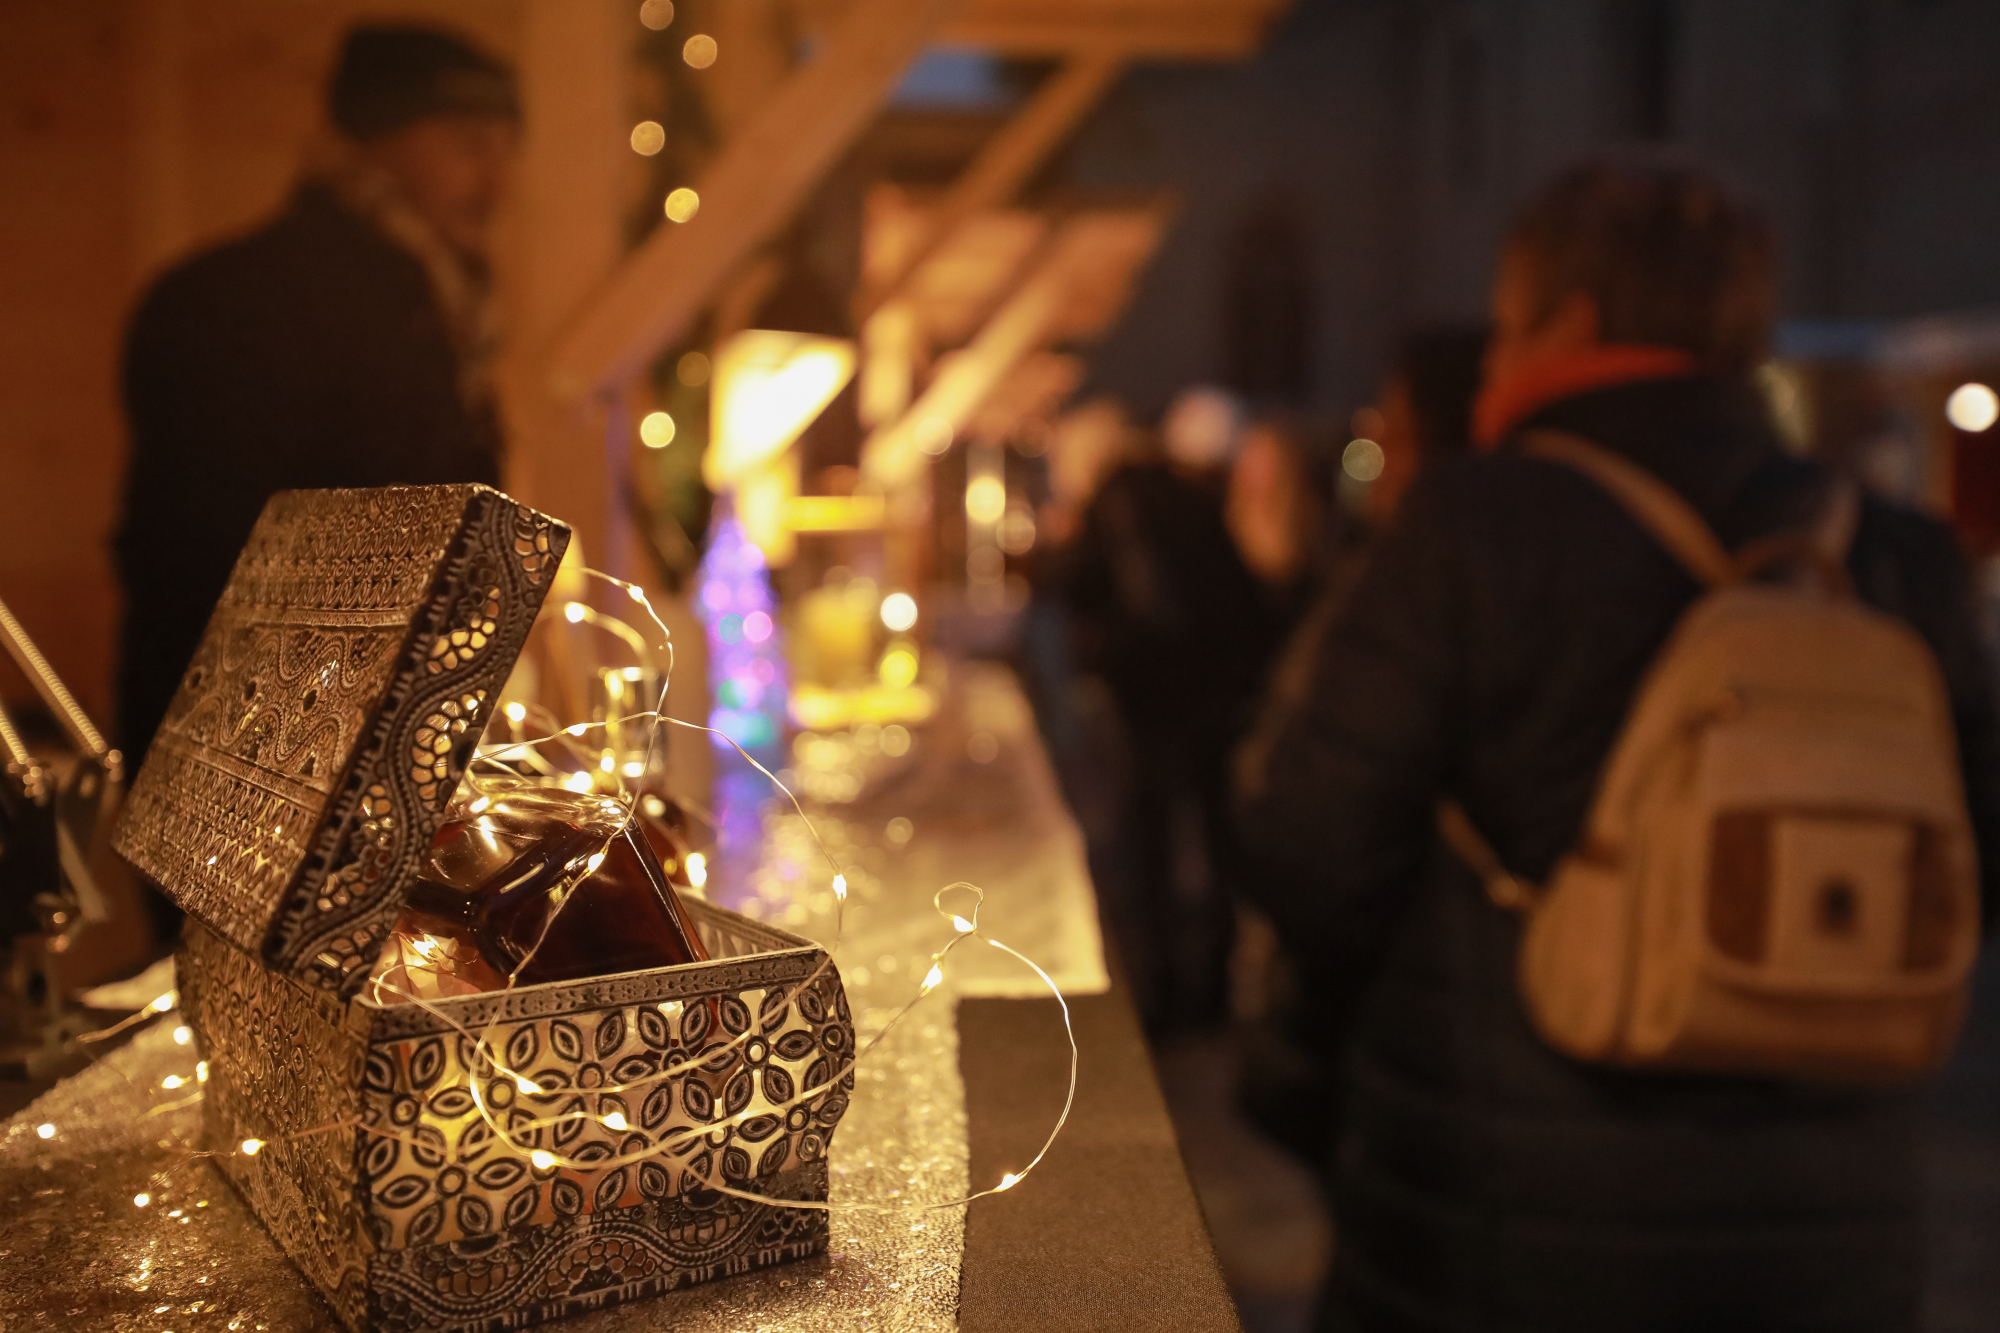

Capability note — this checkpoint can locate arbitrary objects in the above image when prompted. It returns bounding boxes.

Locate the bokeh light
[880,591,918,632]
[640,410,676,448]
[683,34,717,68]
[630,120,665,155]
[1343,437,1385,481]
[678,350,712,386]
[639,0,675,30]
[665,188,700,223]
[1947,382,1998,433]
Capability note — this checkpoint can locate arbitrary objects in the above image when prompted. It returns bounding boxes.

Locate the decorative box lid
[113,485,569,994]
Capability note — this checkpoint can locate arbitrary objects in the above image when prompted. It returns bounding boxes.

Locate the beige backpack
[1443,431,1981,1083]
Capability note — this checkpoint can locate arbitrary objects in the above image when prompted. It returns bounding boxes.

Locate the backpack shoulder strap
[1521,429,1737,589]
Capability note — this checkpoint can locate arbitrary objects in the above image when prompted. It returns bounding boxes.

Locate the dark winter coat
[1238,374,2000,1333]
[115,183,502,765]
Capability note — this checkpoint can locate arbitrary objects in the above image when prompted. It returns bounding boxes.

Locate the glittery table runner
[0,965,964,1333]
[0,664,1107,1331]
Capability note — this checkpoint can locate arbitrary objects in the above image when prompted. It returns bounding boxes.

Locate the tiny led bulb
[35,1123,54,1139]
[599,752,615,774]
[196,1061,209,1082]
[996,1172,1020,1191]
[951,915,975,933]
[565,602,588,624]
[922,964,944,993]
[516,1076,538,1095]
[685,852,707,888]
[504,701,527,724]
[602,1110,629,1132]
[240,1139,264,1156]
[161,1075,185,1090]
[134,1193,151,1207]
[586,851,607,874]
[151,993,175,1013]
[566,723,589,737]
[173,1025,192,1045]
[468,795,491,814]
[832,873,847,899]
[531,1149,557,1170]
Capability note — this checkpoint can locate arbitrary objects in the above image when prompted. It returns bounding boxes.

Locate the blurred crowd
[1021,155,2000,1333]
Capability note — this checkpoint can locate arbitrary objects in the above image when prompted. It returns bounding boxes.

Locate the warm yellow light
[134,1193,151,1207]
[629,120,665,156]
[35,1123,54,1139]
[685,851,707,888]
[885,815,914,844]
[879,645,919,690]
[173,1025,192,1045]
[1948,382,1998,433]
[504,701,527,724]
[921,963,945,993]
[196,1061,209,1082]
[996,1172,1020,1191]
[705,331,857,489]
[565,722,589,736]
[161,1075,184,1090]
[880,591,918,633]
[881,725,911,757]
[1343,438,1385,482]
[678,351,711,386]
[665,188,700,223]
[598,752,615,774]
[468,795,491,814]
[915,417,953,455]
[239,1139,263,1156]
[151,993,175,1013]
[564,602,587,624]
[585,851,606,875]
[531,1149,558,1170]
[952,914,975,933]
[564,771,594,793]
[832,872,848,899]
[640,410,676,449]
[602,1110,629,1132]
[516,1076,538,1095]
[682,33,717,68]
[622,760,645,779]
[639,0,674,30]
[965,475,1006,525]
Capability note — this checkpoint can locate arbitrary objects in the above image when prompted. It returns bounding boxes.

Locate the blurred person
[114,25,519,777]
[1231,334,1481,1173]
[1054,386,1280,1033]
[1238,155,2000,1333]
[1365,325,1488,520]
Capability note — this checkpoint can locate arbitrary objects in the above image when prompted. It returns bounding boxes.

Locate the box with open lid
[112,484,852,1332]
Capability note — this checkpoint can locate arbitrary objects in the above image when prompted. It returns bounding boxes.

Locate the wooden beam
[546,0,962,400]
[858,51,1123,322]
[860,207,1163,487]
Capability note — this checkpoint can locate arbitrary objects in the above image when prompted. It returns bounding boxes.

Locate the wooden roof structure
[525,0,1288,560]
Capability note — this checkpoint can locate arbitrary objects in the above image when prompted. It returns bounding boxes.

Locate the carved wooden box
[112,485,851,1331]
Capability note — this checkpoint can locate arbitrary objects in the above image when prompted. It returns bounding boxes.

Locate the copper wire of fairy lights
[78,568,1077,1216]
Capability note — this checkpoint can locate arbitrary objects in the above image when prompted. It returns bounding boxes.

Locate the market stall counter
[0,663,1238,1333]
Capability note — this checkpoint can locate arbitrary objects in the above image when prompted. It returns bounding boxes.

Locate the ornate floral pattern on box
[179,901,853,1333]
[113,484,568,995]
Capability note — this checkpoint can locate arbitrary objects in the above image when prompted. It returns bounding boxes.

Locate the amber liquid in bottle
[400,783,708,988]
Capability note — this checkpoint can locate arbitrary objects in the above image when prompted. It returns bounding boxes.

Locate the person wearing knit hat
[112,25,524,948]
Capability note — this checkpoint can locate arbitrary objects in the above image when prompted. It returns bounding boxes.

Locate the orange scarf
[1473,345,1695,449]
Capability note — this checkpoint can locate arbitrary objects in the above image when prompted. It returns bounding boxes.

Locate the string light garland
[51,566,1078,1229]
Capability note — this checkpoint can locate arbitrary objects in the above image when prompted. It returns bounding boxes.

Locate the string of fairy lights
[37,568,1077,1226]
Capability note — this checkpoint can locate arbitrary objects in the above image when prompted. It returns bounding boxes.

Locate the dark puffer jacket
[115,182,503,769]
[1239,374,2000,1333]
